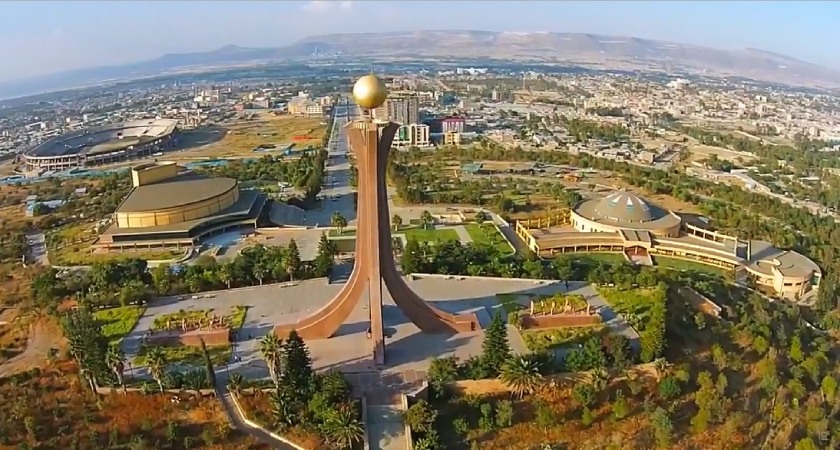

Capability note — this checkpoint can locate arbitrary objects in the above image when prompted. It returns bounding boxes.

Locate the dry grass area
[0,360,268,449]
[171,114,326,160]
[687,143,756,164]
[440,372,749,450]
[238,389,325,450]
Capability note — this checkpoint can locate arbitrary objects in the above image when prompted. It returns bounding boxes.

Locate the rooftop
[573,191,682,230]
[116,174,238,213]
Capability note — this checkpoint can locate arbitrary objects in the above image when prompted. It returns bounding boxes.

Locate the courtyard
[121,266,638,383]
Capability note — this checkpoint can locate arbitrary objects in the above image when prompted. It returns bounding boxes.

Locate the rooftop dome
[593,191,664,224]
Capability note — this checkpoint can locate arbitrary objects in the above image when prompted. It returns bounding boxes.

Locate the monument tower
[276,75,478,365]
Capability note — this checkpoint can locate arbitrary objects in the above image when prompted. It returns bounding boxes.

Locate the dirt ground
[0,316,65,377]
[171,113,326,160]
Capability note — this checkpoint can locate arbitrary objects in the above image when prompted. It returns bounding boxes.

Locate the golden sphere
[352,74,388,109]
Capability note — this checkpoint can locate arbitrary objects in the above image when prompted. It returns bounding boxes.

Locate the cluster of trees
[247,330,364,449]
[32,236,338,308]
[564,118,629,143]
[198,150,328,202]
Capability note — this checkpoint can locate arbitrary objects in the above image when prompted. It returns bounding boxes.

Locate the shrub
[496,399,514,427]
[479,402,495,431]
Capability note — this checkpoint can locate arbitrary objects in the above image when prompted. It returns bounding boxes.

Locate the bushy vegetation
[32,234,338,310]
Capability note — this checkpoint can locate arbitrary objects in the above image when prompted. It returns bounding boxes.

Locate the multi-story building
[444,130,461,146]
[374,91,420,125]
[394,123,430,148]
[441,117,466,133]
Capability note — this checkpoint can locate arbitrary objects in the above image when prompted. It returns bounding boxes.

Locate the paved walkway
[216,376,296,449]
[367,405,407,450]
[444,224,472,244]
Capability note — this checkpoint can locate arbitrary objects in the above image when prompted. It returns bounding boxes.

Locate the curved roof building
[572,191,682,237]
[515,190,822,300]
[96,162,268,251]
[23,119,179,172]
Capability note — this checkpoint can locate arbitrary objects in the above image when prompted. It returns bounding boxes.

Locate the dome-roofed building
[571,190,682,237]
[514,189,822,300]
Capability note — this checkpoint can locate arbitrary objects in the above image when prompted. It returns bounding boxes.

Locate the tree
[475,210,489,224]
[61,306,110,391]
[496,400,514,427]
[400,239,424,274]
[612,389,630,420]
[106,345,127,394]
[281,330,314,404]
[420,210,435,230]
[331,211,348,234]
[260,332,284,386]
[500,356,543,398]
[313,233,336,277]
[481,311,511,376]
[392,214,403,231]
[403,400,437,434]
[151,264,172,296]
[199,337,217,387]
[145,347,168,393]
[285,239,302,281]
[427,356,459,399]
[323,404,364,449]
[651,407,673,448]
[218,263,234,290]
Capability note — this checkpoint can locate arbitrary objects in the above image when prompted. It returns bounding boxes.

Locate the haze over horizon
[0,0,837,83]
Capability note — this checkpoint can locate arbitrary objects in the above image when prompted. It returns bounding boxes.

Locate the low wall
[145,327,230,347]
[401,381,429,450]
[361,395,370,450]
[229,391,307,450]
[521,313,602,329]
[678,286,722,317]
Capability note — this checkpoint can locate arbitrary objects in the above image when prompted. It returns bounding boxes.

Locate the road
[25,231,49,266]
[304,99,359,227]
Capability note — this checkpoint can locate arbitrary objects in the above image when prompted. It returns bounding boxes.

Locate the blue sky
[0,1,836,82]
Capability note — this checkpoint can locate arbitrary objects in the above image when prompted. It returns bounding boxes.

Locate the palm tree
[392,214,403,231]
[254,263,267,286]
[106,345,127,394]
[324,404,364,449]
[500,356,543,398]
[145,347,168,393]
[227,372,245,394]
[219,263,233,289]
[260,332,284,386]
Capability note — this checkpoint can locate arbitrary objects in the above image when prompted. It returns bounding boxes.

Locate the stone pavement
[367,405,407,450]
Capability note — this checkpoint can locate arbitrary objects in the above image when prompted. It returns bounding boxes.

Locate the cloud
[302,1,353,13]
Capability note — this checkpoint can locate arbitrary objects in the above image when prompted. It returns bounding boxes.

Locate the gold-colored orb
[352,74,388,110]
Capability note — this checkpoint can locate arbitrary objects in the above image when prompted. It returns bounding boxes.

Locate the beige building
[393,124,430,148]
[96,162,268,251]
[374,91,420,125]
[515,191,821,300]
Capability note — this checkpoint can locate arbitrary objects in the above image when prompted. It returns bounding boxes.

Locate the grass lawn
[522,325,607,353]
[402,226,459,243]
[93,306,146,344]
[654,255,727,277]
[463,223,514,254]
[134,344,232,367]
[573,252,629,265]
[597,286,666,332]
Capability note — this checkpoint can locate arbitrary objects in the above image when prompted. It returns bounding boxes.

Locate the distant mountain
[2,30,839,100]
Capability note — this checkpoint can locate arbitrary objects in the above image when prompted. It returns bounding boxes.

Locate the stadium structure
[95,162,272,251]
[515,190,822,300]
[23,119,179,173]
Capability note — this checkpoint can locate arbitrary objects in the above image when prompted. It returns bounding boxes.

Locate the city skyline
[0,1,837,83]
